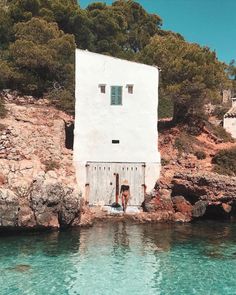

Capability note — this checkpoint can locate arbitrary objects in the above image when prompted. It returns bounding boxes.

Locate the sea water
[1,221,236,295]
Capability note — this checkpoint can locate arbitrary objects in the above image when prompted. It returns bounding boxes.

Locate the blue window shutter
[111,86,116,105]
[111,86,122,105]
[117,86,122,104]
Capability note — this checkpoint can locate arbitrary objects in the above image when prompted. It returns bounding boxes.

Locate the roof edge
[76,48,159,71]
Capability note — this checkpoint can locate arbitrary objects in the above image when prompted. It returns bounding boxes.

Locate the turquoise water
[1,221,236,295]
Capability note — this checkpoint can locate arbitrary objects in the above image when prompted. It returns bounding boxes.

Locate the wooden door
[87,162,145,206]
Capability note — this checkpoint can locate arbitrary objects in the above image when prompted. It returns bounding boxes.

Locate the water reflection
[1,221,236,294]
[113,222,130,252]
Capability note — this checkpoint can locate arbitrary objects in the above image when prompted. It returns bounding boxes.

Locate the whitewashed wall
[223,98,236,139]
[74,49,161,202]
[224,118,236,139]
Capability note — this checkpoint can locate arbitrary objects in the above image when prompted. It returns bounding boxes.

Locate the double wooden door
[86,162,145,206]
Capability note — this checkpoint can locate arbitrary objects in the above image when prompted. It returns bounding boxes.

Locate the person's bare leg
[124,197,128,213]
[122,196,125,212]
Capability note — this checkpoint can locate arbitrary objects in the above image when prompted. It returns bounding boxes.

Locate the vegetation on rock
[195,150,206,160]
[0,97,6,118]
[212,147,236,176]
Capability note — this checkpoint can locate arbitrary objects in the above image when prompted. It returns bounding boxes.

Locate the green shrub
[212,147,236,176]
[159,97,173,119]
[0,98,6,118]
[206,122,234,143]
[46,88,75,115]
[161,158,170,166]
[195,150,206,160]
[43,160,60,172]
[174,132,197,154]
[213,104,231,120]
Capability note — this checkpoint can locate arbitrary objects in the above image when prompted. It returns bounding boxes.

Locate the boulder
[174,212,191,222]
[192,200,208,218]
[30,178,81,228]
[172,196,192,219]
[0,189,19,227]
[0,177,81,229]
[142,190,173,213]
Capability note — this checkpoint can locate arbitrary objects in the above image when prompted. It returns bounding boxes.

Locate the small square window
[127,84,134,94]
[99,84,106,93]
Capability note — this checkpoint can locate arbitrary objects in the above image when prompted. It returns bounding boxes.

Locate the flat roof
[76,48,159,72]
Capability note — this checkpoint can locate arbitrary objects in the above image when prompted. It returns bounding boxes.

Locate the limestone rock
[173,212,191,222]
[0,178,81,229]
[142,190,174,213]
[0,189,19,227]
[172,196,192,219]
[0,98,80,230]
[172,172,236,219]
[192,200,208,218]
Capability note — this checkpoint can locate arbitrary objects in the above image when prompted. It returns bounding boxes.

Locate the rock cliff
[143,172,236,222]
[171,172,236,219]
[0,93,81,229]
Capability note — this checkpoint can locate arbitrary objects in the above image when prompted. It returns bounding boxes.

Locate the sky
[79,0,236,64]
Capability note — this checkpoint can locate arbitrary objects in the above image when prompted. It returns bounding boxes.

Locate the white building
[74,49,161,206]
[224,98,236,139]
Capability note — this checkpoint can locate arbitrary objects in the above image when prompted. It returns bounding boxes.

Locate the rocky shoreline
[1,171,236,230]
[142,172,236,222]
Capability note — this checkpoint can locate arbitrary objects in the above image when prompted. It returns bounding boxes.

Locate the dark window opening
[65,122,74,150]
[99,84,106,93]
[112,140,120,144]
[127,84,134,94]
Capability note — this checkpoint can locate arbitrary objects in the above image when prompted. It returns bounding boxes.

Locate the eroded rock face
[171,173,236,220]
[142,191,173,213]
[0,176,81,229]
[172,196,192,220]
[0,189,19,227]
[0,98,82,229]
[142,172,236,222]
[0,101,75,187]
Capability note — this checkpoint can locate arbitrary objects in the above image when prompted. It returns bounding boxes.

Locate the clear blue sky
[79,0,236,64]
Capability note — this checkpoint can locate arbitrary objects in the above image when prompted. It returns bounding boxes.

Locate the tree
[85,2,126,56]
[228,60,236,80]
[84,0,162,58]
[228,60,236,96]
[112,0,162,53]
[0,60,15,89]
[9,17,75,97]
[139,34,230,124]
[0,2,14,48]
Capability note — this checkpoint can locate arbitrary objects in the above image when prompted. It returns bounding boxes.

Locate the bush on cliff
[212,147,236,176]
[195,150,206,160]
[0,98,6,118]
[174,131,199,155]
[206,122,234,143]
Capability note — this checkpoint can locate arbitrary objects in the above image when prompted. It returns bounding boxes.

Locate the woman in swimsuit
[120,180,130,213]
